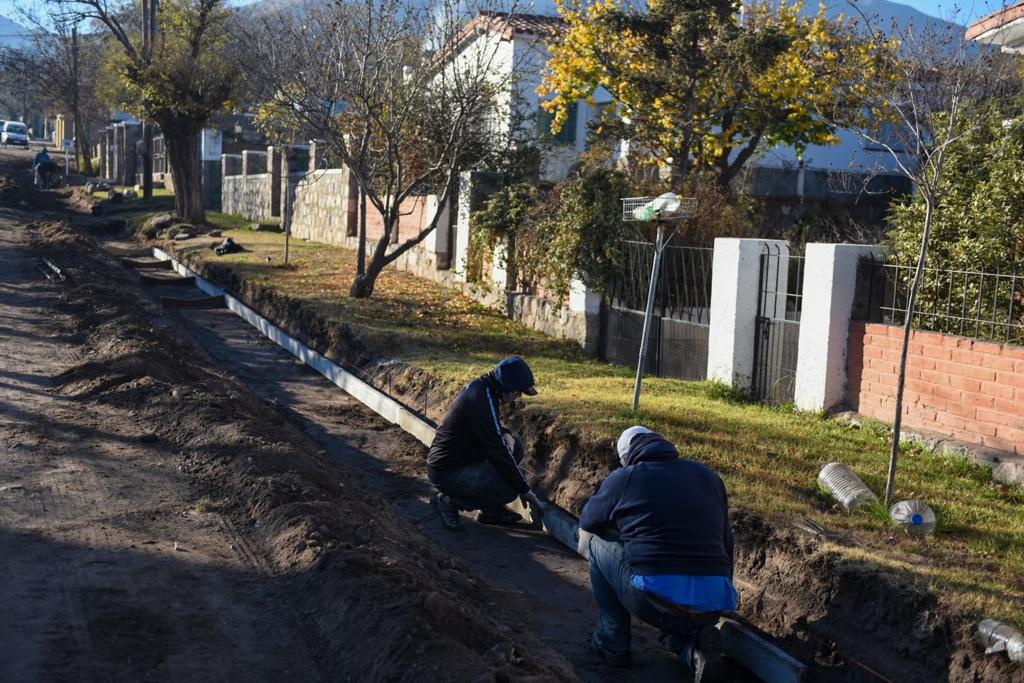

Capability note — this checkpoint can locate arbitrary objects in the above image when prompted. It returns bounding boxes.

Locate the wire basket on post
[619,193,698,414]
[622,194,697,223]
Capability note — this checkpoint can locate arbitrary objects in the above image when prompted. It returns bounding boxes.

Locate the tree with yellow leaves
[540,0,884,190]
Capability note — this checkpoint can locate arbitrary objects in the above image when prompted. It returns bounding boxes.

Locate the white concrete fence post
[706,238,790,392]
[794,243,886,412]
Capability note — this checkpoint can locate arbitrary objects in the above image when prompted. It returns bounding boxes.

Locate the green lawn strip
[168,226,1024,629]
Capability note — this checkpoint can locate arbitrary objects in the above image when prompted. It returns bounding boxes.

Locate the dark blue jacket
[426,373,530,494]
[579,432,734,578]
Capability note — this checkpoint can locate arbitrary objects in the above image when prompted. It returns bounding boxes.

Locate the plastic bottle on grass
[976,619,1024,663]
[889,500,936,537]
[818,463,878,512]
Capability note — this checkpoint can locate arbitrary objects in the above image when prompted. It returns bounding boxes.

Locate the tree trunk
[350,210,395,298]
[73,107,93,176]
[166,132,205,223]
[357,187,367,277]
[350,257,384,297]
[884,196,936,506]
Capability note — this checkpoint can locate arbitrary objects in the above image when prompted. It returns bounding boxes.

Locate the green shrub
[472,169,632,303]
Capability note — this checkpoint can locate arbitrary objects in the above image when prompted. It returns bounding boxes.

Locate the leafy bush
[471,169,632,303]
[888,108,1024,271]
[886,106,1024,341]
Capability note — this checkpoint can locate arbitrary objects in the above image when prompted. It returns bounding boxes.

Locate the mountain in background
[817,0,966,33]
[240,0,966,33]
[0,14,31,49]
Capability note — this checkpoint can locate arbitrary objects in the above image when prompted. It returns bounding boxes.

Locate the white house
[439,11,613,181]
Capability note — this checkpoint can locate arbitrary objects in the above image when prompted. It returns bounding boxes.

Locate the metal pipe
[632,223,665,413]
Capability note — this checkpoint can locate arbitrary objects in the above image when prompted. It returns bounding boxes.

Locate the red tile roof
[435,11,566,65]
[966,0,1024,41]
[473,11,567,39]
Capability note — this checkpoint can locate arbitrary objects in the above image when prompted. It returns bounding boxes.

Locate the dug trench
[1,157,577,680]
[138,234,1024,682]
[30,151,1023,680]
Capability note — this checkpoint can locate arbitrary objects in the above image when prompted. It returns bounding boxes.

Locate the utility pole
[71,25,82,175]
[140,0,157,199]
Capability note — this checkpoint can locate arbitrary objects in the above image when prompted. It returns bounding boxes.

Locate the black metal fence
[601,242,712,381]
[854,256,1024,345]
[752,244,805,405]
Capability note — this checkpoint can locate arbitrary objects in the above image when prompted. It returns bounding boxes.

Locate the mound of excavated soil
[31,220,575,682]
[161,242,1024,682]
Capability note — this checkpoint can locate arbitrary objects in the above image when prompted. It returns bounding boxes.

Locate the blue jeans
[588,535,719,654]
[428,462,519,511]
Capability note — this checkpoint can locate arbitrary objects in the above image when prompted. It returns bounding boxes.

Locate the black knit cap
[494,356,537,395]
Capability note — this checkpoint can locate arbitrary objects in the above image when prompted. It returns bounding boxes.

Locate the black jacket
[426,373,530,494]
[579,432,734,578]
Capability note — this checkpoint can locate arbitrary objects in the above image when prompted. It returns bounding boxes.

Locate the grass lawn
[105,205,1024,629]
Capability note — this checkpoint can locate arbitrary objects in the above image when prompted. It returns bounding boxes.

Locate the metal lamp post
[621,194,697,413]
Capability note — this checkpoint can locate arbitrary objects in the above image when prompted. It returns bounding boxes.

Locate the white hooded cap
[616,425,652,464]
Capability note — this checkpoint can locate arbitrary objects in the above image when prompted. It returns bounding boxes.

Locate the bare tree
[239,0,530,297]
[8,6,106,175]
[47,0,237,222]
[832,8,1016,505]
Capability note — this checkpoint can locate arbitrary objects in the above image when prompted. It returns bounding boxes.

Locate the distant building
[966,1,1024,51]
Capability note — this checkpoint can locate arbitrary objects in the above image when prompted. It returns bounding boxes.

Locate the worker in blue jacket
[427,356,542,530]
[578,426,736,682]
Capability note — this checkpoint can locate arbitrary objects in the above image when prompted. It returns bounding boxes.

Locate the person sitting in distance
[33,148,54,188]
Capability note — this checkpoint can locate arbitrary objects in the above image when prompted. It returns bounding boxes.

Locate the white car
[2,121,29,147]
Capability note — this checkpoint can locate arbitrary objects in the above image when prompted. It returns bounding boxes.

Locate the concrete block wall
[847,323,1024,455]
[222,174,272,221]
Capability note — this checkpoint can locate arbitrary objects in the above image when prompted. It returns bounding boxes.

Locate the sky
[0,0,1010,32]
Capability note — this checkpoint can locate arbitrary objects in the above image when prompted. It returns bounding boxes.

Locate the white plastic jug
[818,463,878,512]
[889,500,936,537]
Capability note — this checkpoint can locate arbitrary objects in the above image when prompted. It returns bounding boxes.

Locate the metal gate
[752,244,804,404]
[602,242,712,381]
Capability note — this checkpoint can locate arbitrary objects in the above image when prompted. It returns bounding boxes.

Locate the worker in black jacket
[578,426,736,682]
[427,356,542,530]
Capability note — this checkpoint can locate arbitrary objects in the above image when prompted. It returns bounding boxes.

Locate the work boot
[682,626,726,683]
[475,506,522,527]
[590,632,631,668]
[431,493,463,531]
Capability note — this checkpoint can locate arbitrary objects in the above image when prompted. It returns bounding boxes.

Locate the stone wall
[226,156,598,348]
[289,169,357,243]
[222,174,272,222]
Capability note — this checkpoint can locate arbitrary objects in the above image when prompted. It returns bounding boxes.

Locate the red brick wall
[848,322,1024,455]
[362,196,430,243]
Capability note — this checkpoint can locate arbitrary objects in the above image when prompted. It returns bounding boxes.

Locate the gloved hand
[502,432,516,454]
[519,490,543,529]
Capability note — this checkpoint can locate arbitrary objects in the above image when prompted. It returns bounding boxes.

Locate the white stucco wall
[794,243,886,412]
[707,238,790,390]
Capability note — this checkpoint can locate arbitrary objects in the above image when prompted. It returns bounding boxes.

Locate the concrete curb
[153,245,805,683]
[153,247,436,447]
[834,411,1024,487]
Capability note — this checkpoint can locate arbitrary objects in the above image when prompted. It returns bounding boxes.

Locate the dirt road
[0,174,324,680]
[0,149,575,681]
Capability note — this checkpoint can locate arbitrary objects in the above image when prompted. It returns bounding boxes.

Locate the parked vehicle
[2,121,29,147]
